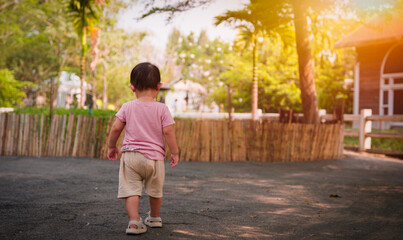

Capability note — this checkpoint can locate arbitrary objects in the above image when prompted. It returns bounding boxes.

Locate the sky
[117,0,249,51]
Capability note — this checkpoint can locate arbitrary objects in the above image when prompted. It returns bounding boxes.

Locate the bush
[13,107,116,118]
[0,69,34,107]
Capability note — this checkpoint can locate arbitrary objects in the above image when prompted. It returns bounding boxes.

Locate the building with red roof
[335,16,403,128]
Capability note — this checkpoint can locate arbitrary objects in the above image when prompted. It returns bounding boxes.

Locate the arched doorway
[379,41,403,128]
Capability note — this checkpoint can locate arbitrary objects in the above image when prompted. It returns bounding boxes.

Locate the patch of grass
[13,107,116,118]
[344,128,403,151]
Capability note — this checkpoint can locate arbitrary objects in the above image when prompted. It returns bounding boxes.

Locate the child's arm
[163,125,179,167]
[107,118,125,161]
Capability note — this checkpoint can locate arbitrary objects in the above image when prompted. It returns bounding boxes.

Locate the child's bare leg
[149,196,162,222]
[126,195,140,228]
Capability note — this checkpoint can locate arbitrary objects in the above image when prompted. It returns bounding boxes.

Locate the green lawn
[344,128,403,152]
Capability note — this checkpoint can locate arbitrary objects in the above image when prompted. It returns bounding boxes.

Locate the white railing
[321,109,403,152]
[172,111,280,120]
[0,108,14,113]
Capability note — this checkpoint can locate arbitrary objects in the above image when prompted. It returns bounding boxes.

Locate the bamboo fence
[0,113,112,158]
[0,113,344,162]
[171,120,344,162]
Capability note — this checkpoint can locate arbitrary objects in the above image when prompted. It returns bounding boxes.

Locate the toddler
[108,62,179,235]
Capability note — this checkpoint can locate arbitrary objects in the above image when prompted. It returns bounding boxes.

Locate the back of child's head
[130,62,161,91]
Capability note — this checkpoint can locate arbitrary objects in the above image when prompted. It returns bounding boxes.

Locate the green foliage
[170,27,302,113]
[0,0,78,97]
[2,0,400,113]
[175,31,230,88]
[94,29,147,107]
[13,107,116,118]
[309,9,360,113]
[0,0,141,109]
[68,0,102,37]
[0,69,34,107]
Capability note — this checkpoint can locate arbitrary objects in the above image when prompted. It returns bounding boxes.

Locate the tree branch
[140,0,213,22]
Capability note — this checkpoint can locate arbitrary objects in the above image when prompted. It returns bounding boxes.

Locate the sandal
[144,212,162,228]
[126,218,147,235]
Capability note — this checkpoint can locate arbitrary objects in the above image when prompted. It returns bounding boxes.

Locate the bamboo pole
[338,124,344,158]
[3,113,9,155]
[38,115,44,156]
[186,120,194,161]
[64,114,74,156]
[16,114,24,156]
[22,114,30,156]
[199,120,209,162]
[80,116,89,157]
[59,115,67,156]
[261,121,267,161]
[222,120,229,162]
[87,116,94,157]
[210,120,217,162]
[72,115,82,157]
[7,113,13,155]
[96,117,107,158]
[0,114,5,155]
[32,115,38,156]
[11,113,18,155]
[93,117,101,158]
[231,121,237,161]
[89,117,97,158]
[100,116,113,159]
[3,114,11,155]
[49,115,58,156]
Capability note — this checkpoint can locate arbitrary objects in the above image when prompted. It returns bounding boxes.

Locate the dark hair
[130,62,161,91]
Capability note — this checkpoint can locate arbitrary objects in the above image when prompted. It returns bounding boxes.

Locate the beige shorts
[118,152,165,199]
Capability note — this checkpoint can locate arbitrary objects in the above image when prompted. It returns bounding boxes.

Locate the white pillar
[359,109,372,152]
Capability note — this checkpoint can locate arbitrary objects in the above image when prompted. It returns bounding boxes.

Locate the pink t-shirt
[115,100,175,160]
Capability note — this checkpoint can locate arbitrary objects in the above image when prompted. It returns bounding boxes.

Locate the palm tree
[215,7,293,120]
[68,0,102,107]
[215,9,264,120]
[291,1,319,123]
[89,27,100,109]
[225,0,322,123]
[249,0,323,123]
[141,0,327,123]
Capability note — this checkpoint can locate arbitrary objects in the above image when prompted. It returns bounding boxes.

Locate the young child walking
[107,62,179,235]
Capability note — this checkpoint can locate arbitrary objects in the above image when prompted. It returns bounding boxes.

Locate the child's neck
[135,89,158,102]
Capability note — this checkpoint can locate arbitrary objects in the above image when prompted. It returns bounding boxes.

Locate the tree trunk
[92,71,96,109]
[50,78,54,123]
[103,64,107,110]
[227,83,232,124]
[102,60,108,110]
[80,55,86,108]
[80,27,87,108]
[251,37,258,121]
[90,29,100,110]
[292,1,319,124]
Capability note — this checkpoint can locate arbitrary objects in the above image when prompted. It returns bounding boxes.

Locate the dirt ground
[1,151,402,240]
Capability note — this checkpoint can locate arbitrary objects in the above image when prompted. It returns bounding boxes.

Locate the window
[394,78,403,84]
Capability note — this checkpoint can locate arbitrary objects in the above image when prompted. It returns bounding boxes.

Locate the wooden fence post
[359,109,372,151]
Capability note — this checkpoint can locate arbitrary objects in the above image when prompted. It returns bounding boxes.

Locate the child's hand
[108,147,120,161]
[170,154,179,167]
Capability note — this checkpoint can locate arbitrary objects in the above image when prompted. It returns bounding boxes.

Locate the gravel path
[1,152,402,239]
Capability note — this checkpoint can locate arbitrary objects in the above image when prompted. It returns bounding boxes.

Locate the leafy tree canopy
[0,69,34,107]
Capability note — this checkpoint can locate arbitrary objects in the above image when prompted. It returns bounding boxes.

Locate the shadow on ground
[1,152,402,240]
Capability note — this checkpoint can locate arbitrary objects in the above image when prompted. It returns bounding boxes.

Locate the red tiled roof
[335,16,403,48]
